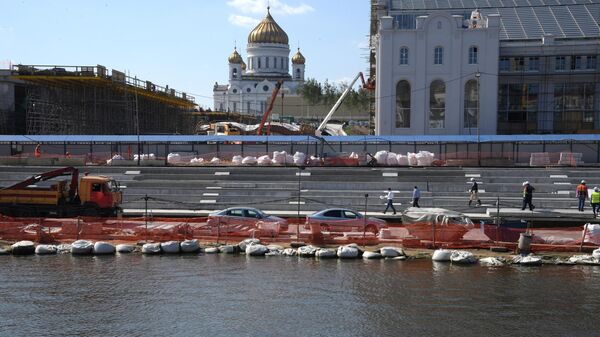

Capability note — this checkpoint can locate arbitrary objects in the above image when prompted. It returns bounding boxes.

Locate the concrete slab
[296,172,311,176]
[214,172,230,176]
[200,200,217,204]
[206,186,222,189]
[550,175,568,178]
[382,172,398,177]
[554,182,572,185]
[124,170,141,175]
[465,174,481,178]
[203,193,219,196]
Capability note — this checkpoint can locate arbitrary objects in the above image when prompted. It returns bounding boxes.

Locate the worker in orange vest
[34,143,42,158]
[576,180,588,212]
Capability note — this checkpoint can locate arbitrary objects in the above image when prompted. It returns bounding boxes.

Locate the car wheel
[366,225,378,235]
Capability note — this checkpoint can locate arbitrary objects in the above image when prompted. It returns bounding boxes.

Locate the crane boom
[4,166,79,200]
[256,81,283,135]
[315,72,365,136]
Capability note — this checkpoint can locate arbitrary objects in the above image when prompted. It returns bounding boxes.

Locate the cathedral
[213,8,306,116]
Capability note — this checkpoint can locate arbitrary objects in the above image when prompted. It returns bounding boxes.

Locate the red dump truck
[0,166,122,217]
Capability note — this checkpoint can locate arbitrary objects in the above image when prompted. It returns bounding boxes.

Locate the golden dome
[248,8,289,45]
[228,47,243,64]
[292,48,305,64]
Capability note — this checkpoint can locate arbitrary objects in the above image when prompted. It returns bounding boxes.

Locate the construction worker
[34,143,42,158]
[412,186,421,208]
[591,187,600,218]
[576,180,588,212]
[521,181,535,211]
[469,177,481,207]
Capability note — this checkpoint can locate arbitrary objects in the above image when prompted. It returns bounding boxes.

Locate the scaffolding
[11,65,196,135]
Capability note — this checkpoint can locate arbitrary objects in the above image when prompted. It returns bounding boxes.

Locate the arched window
[258,57,262,68]
[464,79,478,128]
[429,80,446,128]
[266,57,270,68]
[232,68,238,79]
[296,68,301,79]
[396,80,411,128]
[434,46,443,65]
[400,47,409,65]
[469,46,478,64]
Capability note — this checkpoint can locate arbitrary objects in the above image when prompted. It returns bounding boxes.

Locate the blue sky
[0,0,370,108]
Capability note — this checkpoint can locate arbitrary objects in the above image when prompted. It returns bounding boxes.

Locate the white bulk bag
[210,157,220,164]
[450,250,478,264]
[432,249,452,262]
[242,156,257,165]
[257,155,271,166]
[297,245,318,257]
[161,241,180,254]
[35,244,58,255]
[315,248,336,258]
[93,242,116,255]
[180,239,200,253]
[116,244,135,253]
[363,251,383,259]
[11,240,36,255]
[479,257,505,266]
[293,152,306,166]
[167,153,181,164]
[397,155,409,166]
[204,247,219,254]
[238,238,261,251]
[380,247,404,258]
[386,153,398,166]
[407,152,418,166]
[374,151,388,165]
[141,243,162,254]
[71,240,94,255]
[246,244,268,256]
[232,155,243,165]
[337,245,359,259]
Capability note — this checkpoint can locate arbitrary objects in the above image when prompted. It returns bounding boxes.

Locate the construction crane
[256,80,283,135]
[315,72,374,136]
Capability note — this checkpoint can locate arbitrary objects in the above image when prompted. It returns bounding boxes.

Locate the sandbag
[568,255,600,265]
[246,244,268,256]
[584,224,600,245]
[297,245,318,257]
[116,244,135,253]
[238,238,260,251]
[161,241,180,254]
[293,152,306,166]
[337,245,359,259]
[141,243,161,254]
[219,245,237,254]
[512,254,542,265]
[479,257,504,266]
[35,245,58,255]
[71,240,94,255]
[432,249,452,261]
[167,153,181,164]
[315,248,336,258]
[232,155,243,165]
[374,151,388,165]
[93,242,116,255]
[407,152,418,166]
[205,247,220,254]
[257,155,271,166]
[35,244,58,255]
[380,247,404,258]
[11,240,36,255]
[242,156,257,165]
[282,248,296,256]
[593,248,600,260]
[363,251,383,259]
[180,239,200,253]
[386,152,398,166]
[397,155,409,166]
[451,250,477,264]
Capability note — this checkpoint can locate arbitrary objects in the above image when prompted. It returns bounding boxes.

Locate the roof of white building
[388,0,600,40]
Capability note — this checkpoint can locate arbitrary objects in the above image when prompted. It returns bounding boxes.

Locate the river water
[1,254,599,337]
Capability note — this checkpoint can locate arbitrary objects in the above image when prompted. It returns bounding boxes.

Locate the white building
[374,0,600,135]
[376,9,500,135]
[213,8,306,116]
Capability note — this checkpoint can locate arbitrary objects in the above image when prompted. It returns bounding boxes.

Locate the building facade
[213,8,306,117]
[373,0,600,135]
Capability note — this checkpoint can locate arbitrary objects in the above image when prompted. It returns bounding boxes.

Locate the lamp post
[475,71,481,166]
[297,166,305,240]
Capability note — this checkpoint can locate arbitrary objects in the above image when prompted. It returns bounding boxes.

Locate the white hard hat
[595,187,599,192]
[523,181,529,186]
[581,180,586,184]
[470,177,475,181]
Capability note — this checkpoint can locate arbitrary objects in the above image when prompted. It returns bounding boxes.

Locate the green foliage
[298,78,370,110]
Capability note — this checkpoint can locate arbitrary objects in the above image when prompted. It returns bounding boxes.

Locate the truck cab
[78,176,122,212]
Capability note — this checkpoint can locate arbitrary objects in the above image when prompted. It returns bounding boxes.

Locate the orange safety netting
[0,215,597,251]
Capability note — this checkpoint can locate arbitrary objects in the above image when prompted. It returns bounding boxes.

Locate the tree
[299,78,370,111]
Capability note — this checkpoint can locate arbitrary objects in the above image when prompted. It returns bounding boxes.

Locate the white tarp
[93,242,115,255]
